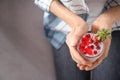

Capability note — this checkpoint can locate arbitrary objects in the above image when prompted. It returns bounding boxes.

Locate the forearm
[49,0,86,28]
[92,6,120,31]
[99,6,120,28]
[107,6,120,23]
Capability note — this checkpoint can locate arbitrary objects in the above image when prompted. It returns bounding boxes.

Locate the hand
[66,20,92,67]
[84,39,111,71]
[77,14,112,71]
[76,6,120,71]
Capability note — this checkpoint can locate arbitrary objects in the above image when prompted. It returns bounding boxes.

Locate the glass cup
[77,33,104,62]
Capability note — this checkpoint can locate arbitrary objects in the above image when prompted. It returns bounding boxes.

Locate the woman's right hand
[66,20,92,69]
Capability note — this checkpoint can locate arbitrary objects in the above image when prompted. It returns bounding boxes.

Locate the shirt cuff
[34,0,53,12]
[106,0,120,9]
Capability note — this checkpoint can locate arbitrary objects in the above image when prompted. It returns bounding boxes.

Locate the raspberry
[89,39,94,43]
[81,37,86,45]
[84,37,89,45]
[80,43,85,48]
[96,45,101,50]
[94,42,99,46]
[86,34,91,38]
[80,46,86,54]
[94,50,97,54]
[90,45,94,49]
[82,37,86,42]
[94,36,101,43]
[86,46,93,55]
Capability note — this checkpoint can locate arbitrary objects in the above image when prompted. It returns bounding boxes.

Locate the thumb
[70,34,80,46]
[70,29,84,46]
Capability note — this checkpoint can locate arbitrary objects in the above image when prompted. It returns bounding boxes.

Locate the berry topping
[94,42,99,46]
[94,36,101,43]
[80,43,85,48]
[85,46,93,55]
[86,34,91,38]
[94,50,97,54]
[89,39,94,43]
[96,45,101,50]
[79,29,111,57]
[90,45,94,49]
[82,37,86,42]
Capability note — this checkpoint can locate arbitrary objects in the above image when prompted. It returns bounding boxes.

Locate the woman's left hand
[83,39,111,71]
[77,6,120,71]
[77,13,112,71]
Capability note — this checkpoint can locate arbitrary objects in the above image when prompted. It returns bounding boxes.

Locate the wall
[0,0,56,80]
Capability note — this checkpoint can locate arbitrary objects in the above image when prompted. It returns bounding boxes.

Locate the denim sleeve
[34,0,53,12]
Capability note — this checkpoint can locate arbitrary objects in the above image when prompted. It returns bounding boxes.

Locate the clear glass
[77,33,104,62]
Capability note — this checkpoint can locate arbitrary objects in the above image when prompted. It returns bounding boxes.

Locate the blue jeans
[52,31,120,80]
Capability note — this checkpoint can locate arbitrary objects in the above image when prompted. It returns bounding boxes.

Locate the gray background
[0,0,56,80]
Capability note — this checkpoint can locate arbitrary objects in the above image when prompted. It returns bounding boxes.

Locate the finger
[85,39,111,71]
[66,39,82,64]
[66,34,81,63]
[69,47,83,64]
[77,64,85,70]
[67,37,92,66]
[70,33,81,46]
[85,50,107,71]
[85,51,106,71]
[70,46,92,66]
[69,50,81,64]
[77,63,83,67]
[77,63,80,67]
[66,40,88,64]
[69,28,85,46]
[79,65,86,70]
[66,30,93,66]
[66,31,73,45]
[85,58,103,71]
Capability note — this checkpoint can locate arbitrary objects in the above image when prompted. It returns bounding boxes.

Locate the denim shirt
[34,0,120,49]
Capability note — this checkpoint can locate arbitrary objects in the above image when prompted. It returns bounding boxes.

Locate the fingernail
[85,68,90,71]
[77,64,79,67]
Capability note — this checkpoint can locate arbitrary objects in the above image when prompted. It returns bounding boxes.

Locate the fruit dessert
[77,29,111,62]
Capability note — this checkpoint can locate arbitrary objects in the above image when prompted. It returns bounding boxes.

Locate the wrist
[100,13,115,27]
[97,6,120,29]
[72,20,88,37]
[92,14,113,32]
[73,18,87,28]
